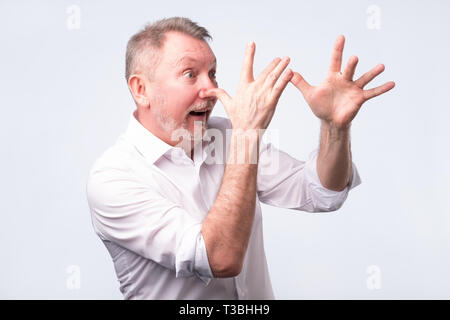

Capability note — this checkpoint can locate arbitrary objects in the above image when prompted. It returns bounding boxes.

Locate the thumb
[290,72,311,97]
[202,88,232,107]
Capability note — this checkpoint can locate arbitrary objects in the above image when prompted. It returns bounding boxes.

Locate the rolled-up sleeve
[303,149,361,211]
[257,143,361,212]
[86,167,213,286]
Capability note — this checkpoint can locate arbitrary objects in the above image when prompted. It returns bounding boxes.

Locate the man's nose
[198,76,218,100]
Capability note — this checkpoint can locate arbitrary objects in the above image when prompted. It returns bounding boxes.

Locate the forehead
[160,31,216,67]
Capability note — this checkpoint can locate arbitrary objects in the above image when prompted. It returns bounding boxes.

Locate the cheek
[163,83,199,116]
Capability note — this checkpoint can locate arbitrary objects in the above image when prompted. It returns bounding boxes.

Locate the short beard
[153,105,209,152]
[155,108,185,134]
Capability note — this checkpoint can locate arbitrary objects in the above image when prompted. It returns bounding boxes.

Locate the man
[86,17,394,299]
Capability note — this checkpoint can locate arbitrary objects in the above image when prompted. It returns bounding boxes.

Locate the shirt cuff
[304,149,362,211]
[195,232,214,286]
[175,223,214,286]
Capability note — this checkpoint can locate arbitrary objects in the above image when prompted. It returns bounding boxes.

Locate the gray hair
[125,17,212,82]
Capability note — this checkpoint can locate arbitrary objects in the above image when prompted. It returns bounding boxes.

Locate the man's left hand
[290,35,395,129]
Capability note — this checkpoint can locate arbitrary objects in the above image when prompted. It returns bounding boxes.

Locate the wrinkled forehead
[160,32,217,68]
[172,55,217,70]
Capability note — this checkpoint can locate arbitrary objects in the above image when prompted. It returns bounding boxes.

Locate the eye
[209,70,216,79]
[183,70,195,79]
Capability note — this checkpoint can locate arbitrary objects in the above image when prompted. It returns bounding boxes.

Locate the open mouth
[189,111,207,116]
[189,110,209,118]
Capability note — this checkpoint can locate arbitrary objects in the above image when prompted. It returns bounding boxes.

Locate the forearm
[316,120,352,191]
[201,132,259,277]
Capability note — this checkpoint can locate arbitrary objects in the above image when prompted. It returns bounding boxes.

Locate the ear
[128,74,150,109]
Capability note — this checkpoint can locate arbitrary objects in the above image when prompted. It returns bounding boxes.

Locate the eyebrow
[175,56,217,69]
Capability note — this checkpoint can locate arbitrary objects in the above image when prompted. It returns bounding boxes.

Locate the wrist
[321,119,351,135]
[227,129,260,165]
[320,120,351,146]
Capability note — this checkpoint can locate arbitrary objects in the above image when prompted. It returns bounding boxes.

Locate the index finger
[329,35,345,73]
[240,41,255,83]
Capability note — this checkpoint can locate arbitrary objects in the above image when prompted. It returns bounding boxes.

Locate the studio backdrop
[1,0,449,299]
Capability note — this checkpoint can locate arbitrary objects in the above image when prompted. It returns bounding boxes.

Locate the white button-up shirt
[86,111,361,300]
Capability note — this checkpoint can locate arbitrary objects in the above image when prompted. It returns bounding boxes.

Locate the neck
[134,109,201,161]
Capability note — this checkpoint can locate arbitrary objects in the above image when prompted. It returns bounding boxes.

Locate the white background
[1,0,449,299]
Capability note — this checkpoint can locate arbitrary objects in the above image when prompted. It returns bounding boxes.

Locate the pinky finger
[271,69,293,101]
[363,81,396,100]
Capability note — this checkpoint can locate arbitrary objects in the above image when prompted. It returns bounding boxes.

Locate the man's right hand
[200,43,293,278]
[204,42,293,131]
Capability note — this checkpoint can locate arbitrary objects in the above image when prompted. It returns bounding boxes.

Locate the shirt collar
[124,110,174,164]
[124,110,215,165]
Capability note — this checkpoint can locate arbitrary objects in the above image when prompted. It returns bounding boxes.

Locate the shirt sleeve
[86,166,214,286]
[257,143,361,212]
